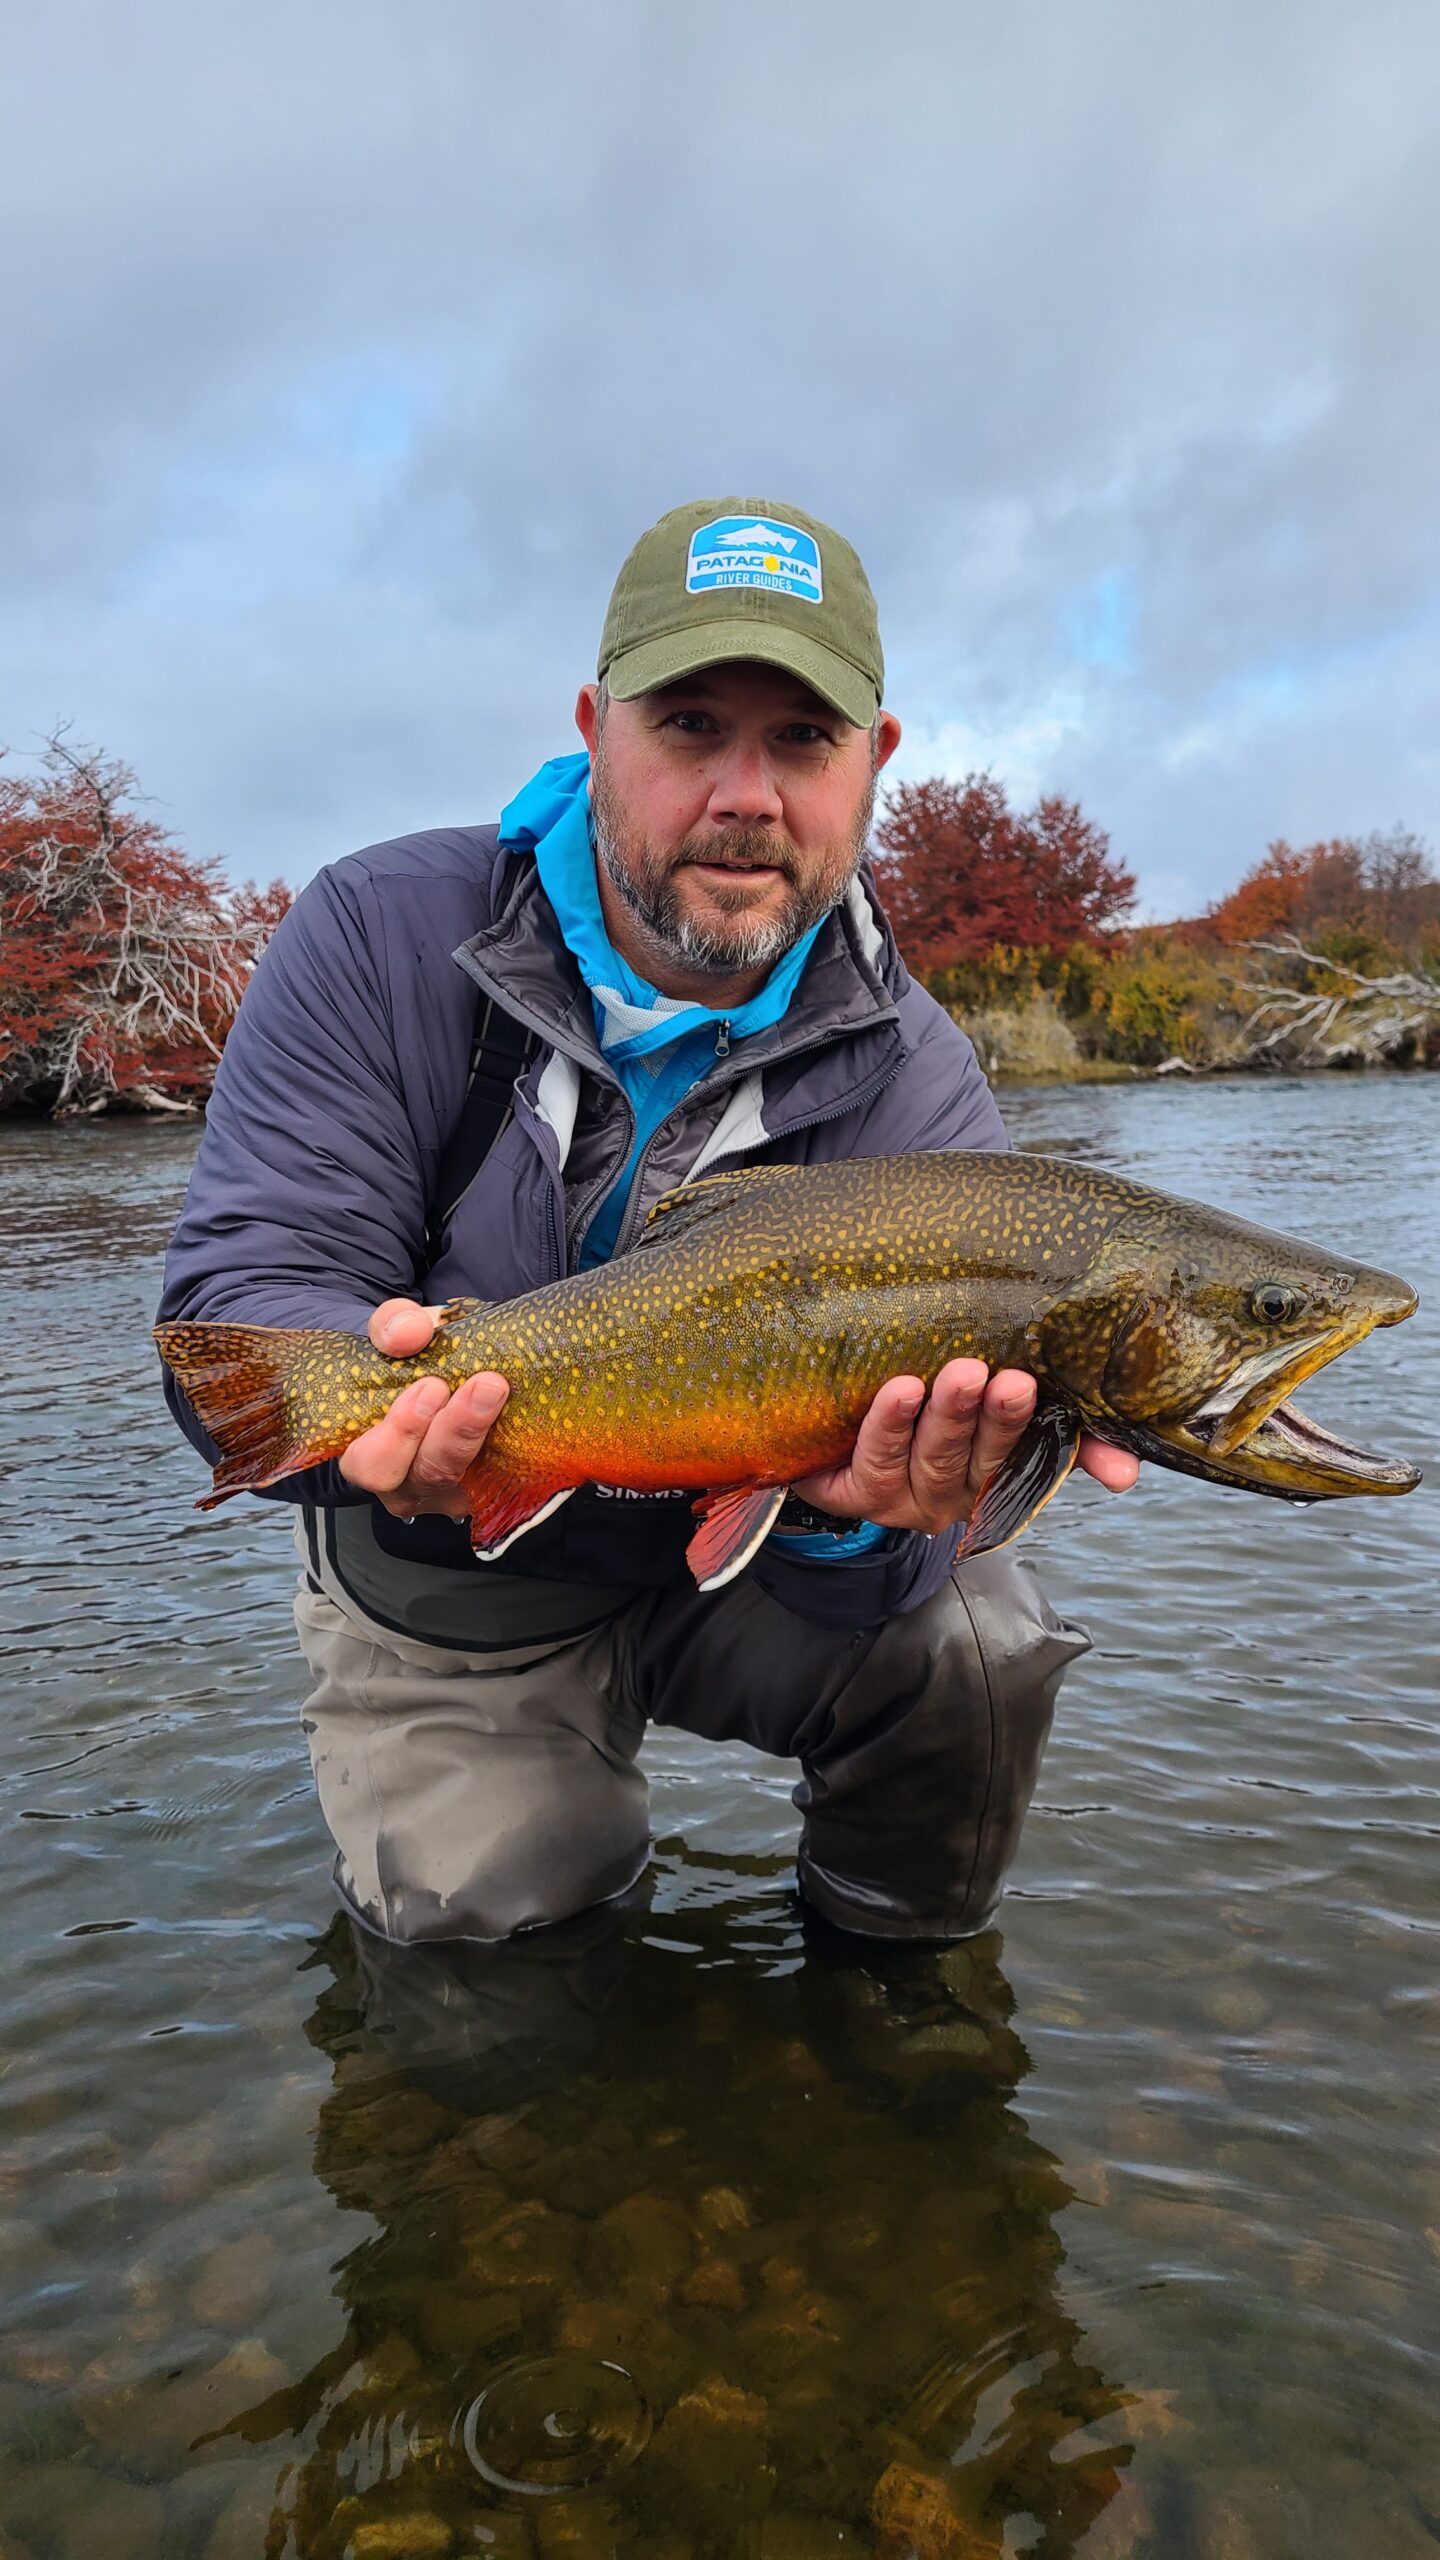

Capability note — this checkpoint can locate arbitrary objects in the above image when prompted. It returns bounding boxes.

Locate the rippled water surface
[2,1076,1436,2560]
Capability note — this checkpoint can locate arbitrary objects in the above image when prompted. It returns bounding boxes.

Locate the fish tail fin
[154,1321,376,1502]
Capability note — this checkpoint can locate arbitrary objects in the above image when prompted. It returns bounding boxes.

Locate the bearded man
[159,498,1137,1949]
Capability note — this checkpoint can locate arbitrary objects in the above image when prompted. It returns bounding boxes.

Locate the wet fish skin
[155,1151,1420,1588]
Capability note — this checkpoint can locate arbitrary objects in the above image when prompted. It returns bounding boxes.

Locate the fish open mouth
[1236,1398,1419,1487]
[1185,1334,1312,1453]
[1175,1307,1420,1496]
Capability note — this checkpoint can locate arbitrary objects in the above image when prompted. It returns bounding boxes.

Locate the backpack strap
[425,996,539,1263]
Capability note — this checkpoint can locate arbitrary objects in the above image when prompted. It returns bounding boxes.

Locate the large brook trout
[156,1152,1421,1590]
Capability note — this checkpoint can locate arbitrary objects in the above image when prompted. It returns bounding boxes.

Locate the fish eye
[1251,1282,1307,1324]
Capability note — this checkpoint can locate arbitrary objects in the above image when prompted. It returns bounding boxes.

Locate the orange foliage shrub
[0,736,291,1115]
[1210,828,1439,956]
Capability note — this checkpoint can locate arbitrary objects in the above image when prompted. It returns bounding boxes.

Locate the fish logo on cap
[685,513,823,604]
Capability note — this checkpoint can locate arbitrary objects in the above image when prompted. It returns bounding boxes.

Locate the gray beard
[591,775,876,980]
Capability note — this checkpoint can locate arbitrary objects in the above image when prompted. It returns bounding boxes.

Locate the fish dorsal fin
[430,1295,492,1326]
[639,1164,796,1251]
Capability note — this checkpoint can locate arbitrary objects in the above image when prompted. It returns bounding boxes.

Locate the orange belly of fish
[493,1385,855,1493]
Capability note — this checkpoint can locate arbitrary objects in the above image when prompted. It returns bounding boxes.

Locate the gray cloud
[4,0,1437,913]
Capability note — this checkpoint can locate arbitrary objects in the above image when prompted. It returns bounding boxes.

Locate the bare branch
[1218,934,1440,1068]
[1239,933,1440,1005]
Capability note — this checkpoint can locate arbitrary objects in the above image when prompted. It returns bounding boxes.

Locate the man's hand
[791,1359,1139,1535]
[338,1298,509,1519]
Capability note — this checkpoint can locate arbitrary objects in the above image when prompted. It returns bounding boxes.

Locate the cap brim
[604,622,877,728]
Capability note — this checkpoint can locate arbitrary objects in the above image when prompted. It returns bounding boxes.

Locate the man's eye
[780,723,829,745]
[665,711,714,735]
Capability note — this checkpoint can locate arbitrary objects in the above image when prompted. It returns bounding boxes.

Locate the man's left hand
[791,1359,1139,1536]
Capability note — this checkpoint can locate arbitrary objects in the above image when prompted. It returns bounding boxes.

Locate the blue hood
[498,752,824,1063]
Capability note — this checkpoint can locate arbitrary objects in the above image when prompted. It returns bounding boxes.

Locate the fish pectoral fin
[460,1461,577,1560]
[686,1483,789,1591]
[956,1398,1081,1560]
[640,1164,800,1250]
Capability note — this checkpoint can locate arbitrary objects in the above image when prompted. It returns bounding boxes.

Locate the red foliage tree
[1210,829,1439,953]
[0,735,292,1116]
[871,772,1136,972]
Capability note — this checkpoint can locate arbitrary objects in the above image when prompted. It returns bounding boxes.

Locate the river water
[0,1075,1435,2560]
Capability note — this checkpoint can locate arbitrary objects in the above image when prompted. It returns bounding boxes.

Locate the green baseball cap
[598,496,884,728]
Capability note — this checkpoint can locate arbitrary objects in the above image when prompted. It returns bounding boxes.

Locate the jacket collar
[453,844,905,1086]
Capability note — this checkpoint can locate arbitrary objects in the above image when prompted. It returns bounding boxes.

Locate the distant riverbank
[950,984,1440,1084]
[3,1030,1436,1126]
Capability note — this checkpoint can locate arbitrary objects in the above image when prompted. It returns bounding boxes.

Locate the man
[159,497,1137,1949]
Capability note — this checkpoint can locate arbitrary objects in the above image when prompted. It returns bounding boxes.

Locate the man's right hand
[338,1297,509,1519]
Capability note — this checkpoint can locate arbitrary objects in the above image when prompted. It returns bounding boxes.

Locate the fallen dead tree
[1229,935,1440,1068]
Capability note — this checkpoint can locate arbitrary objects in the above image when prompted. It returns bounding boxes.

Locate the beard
[591,757,877,979]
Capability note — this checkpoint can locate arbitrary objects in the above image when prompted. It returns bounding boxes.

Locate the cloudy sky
[6,0,1437,918]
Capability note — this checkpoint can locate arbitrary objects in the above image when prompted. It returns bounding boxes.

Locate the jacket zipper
[459,939,897,1103]
[460,943,905,1270]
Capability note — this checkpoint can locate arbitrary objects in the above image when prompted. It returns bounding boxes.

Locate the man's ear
[575,683,600,754]
[873,710,902,773]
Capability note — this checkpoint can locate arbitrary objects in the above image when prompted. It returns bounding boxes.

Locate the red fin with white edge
[460,1462,577,1560]
[686,1484,789,1591]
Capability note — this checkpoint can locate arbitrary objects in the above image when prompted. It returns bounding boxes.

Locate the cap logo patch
[686,515,822,605]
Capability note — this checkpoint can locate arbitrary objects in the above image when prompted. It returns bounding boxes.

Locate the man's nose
[705,744,784,829]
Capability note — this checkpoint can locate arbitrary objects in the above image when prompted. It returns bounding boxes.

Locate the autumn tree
[0,735,291,1116]
[1209,828,1439,957]
[871,772,1136,974]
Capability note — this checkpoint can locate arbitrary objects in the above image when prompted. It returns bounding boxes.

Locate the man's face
[577,662,902,981]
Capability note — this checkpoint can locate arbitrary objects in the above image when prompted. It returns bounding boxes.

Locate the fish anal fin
[686,1483,789,1591]
[956,1398,1080,1560]
[460,1460,576,1560]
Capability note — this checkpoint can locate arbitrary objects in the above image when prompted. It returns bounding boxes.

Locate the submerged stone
[199,2465,284,2560]
[649,2375,777,2528]
[1077,2478,1154,2557]
[680,2253,747,2312]
[872,2459,999,2559]
[557,2297,691,2403]
[14,2468,166,2560]
[588,2191,694,2298]
[190,2234,280,2330]
[697,2185,754,2234]
[358,2333,423,2396]
[534,2500,622,2558]
[465,2200,582,2294]
[347,2513,455,2558]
